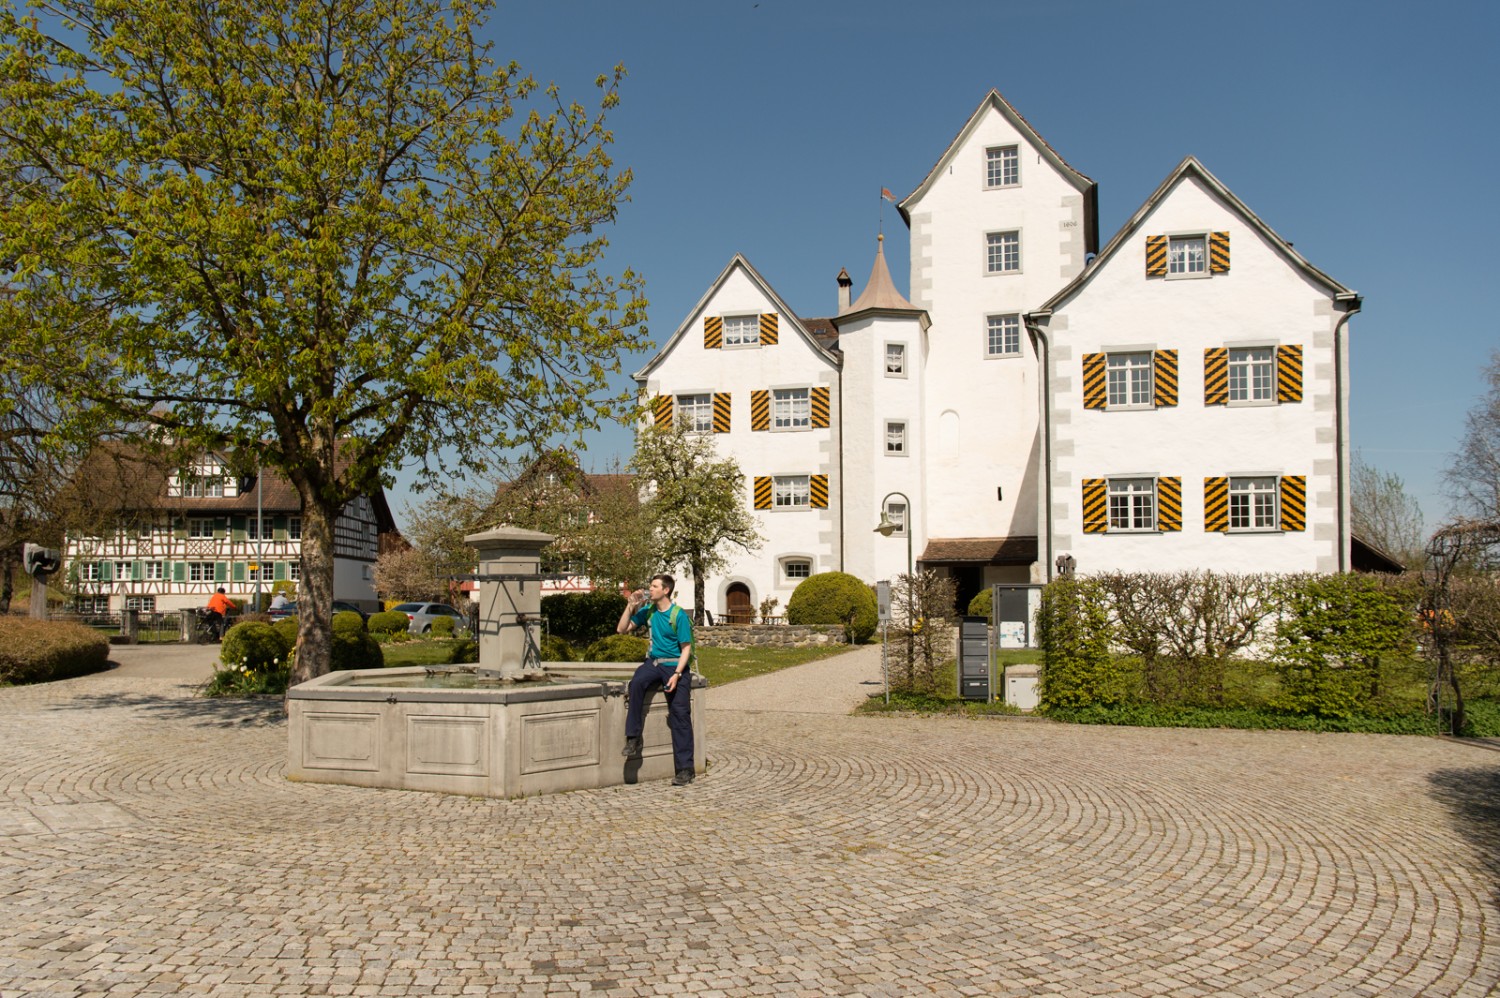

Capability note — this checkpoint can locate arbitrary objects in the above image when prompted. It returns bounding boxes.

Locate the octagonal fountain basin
[286,664,706,798]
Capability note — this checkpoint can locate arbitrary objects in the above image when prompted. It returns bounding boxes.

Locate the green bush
[332,611,366,634]
[966,587,993,619]
[430,616,456,637]
[541,633,575,662]
[0,618,110,684]
[785,571,878,643]
[367,610,409,635]
[447,637,479,664]
[584,633,648,662]
[272,617,299,649]
[1037,577,1121,709]
[330,630,384,671]
[542,591,628,643]
[221,621,293,671]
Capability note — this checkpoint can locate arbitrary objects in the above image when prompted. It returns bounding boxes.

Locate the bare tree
[1351,451,1426,567]
[1447,351,1500,521]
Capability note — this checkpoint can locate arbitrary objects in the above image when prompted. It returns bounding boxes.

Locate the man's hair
[651,573,675,596]
[216,587,226,594]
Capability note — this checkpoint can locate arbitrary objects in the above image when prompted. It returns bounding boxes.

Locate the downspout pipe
[1025,311,1053,582]
[1333,292,1362,573]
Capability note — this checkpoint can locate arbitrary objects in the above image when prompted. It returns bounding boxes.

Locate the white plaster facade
[634,91,1359,618]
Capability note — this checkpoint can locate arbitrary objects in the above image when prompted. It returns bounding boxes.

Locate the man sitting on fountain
[617,573,696,786]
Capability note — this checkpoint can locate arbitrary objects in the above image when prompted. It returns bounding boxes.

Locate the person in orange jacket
[204,587,235,641]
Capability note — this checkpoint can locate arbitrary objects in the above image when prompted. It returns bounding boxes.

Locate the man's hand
[665,672,681,693]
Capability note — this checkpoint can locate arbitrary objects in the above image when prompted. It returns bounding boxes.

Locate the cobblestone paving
[2,659,1498,996]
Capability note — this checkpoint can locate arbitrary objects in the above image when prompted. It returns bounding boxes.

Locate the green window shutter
[216,518,229,539]
[810,386,830,428]
[232,562,246,583]
[1280,476,1307,532]
[174,520,188,540]
[1204,478,1229,532]
[1157,477,1182,531]
[1209,231,1230,273]
[1145,235,1167,277]
[1082,353,1106,409]
[712,392,732,433]
[1277,345,1303,403]
[810,474,829,509]
[173,562,185,582]
[1153,350,1178,407]
[1082,479,1108,533]
[1204,348,1228,405]
[750,390,770,431]
[99,561,113,582]
[753,476,772,510]
[273,515,287,541]
[215,562,227,583]
[653,395,673,426]
[274,562,286,581]
[133,561,144,580]
[759,312,778,345]
[704,315,723,350]
[231,516,246,542]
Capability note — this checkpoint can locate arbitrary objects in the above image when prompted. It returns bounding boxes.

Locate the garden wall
[695,624,847,649]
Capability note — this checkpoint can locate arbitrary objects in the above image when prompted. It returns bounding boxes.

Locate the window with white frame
[76,595,111,614]
[114,562,133,581]
[144,561,165,581]
[288,562,301,582]
[783,558,812,582]
[188,561,215,582]
[986,314,1021,358]
[1229,477,1279,530]
[773,475,810,509]
[1228,347,1275,403]
[137,522,153,539]
[125,595,156,612]
[985,145,1019,188]
[885,421,907,455]
[245,517,269,541]
[772,388,810,430]
[1108,479,1156,531]
[1106,352,1154,407]
[722,314,758,347]
[1168,235,1207,277]
[247,564,266,583]
[884,500,907,536]
[986,231,1020,273]
[288,517,302,541]
[885,342,906,377]
[79,562,102,582]
[181,473,225,498]
[188,517,216,539]
[677,393,713,433]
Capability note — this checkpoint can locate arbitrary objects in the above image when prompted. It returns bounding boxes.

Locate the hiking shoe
[672,768,695,786]
[621,736,643,759]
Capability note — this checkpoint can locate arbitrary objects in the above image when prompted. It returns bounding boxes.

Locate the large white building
[635,90,1363,619]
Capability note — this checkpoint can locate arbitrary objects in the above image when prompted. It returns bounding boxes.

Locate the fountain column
[464,526,554,679]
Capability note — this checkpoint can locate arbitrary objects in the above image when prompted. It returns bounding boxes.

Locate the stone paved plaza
[2,645,1498,996]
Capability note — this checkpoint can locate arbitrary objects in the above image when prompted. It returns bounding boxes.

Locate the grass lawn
[379,639,465,667]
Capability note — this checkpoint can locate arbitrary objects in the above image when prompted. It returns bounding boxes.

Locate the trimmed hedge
[367,610,409,635]
[966,588,993,619]
[221,621,293,672]
[585,633,648,662]
[448,637,479,664]
[785,572,878,644]
[541,633,575,662]
[0,618,110,685]
[332,611,366,634]
[331,630,384,671]
[542,591,628,643]
[430,616,456,637]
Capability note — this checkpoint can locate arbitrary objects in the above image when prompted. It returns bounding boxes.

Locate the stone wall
[695,624,847,650]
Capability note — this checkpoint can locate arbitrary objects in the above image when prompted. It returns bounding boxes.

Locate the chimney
[837,267,853,314]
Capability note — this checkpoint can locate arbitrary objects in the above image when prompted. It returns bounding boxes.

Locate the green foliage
[330,630,384,672]
[0,618,110,684]
[585,633,648,662]
[447,637,480,665]
[221,621,293,672]
[272,617,300,650]
[888,570,958,693]
[1044,703,1444,735]
[367,611,410,635]
[542,591,627,643]
[1037,577,1121,709]
[332,611,366,635]
[204,658,291,697]
[966,587,993,619]
[541,633,576,662]
[785,572,878,644]
[430,616,456,637]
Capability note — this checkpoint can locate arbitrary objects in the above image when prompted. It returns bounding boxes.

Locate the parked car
[390,601,469,635]
[267,600,370,622]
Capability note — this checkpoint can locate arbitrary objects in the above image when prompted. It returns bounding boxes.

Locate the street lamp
[874,491,913,577]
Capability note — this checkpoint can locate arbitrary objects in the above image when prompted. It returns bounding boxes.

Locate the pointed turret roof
[833,235,930,330]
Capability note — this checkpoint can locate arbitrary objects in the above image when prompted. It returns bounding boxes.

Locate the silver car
[391,602,469,635]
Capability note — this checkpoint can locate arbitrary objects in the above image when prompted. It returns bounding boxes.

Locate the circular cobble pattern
[1,665,1498,996]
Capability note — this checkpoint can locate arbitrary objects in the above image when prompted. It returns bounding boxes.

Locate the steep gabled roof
[633,254,841,381]
[898,89,1096,239]
[1031,156,1360,317]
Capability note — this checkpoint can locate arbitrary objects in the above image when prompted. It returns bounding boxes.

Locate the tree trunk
[691,561,706,627]
[289,496,337,686]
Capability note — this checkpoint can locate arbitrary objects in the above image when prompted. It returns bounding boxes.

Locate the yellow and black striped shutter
[753,476,772,510]
[810,474,829,509]
[1279,475,1306,531]
[652,395,673,426]
[1082,353,1107,409]
[712,392,731,433]
[1145,235,1168,277]
[1204,477,1229,532]
[1277,344,1303,403]
[750,390,770,431]
[1204,348,1228,405]
[1082,478,1108,533]
[1209,231,1230,274]
[1157,476,1182,531]
[1154,350,1178,407]
[704,315,723,350]
[759,313,779,346]
[810,386,830,428]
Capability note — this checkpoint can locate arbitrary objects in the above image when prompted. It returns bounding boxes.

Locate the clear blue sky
[391,0,1499,533]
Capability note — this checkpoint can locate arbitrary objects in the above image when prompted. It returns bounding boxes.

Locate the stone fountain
[285,526,705,797]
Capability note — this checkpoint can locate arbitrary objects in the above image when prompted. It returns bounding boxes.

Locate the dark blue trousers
[625,660,694,772]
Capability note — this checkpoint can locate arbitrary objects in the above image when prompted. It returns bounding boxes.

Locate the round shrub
[584,633,648,662]
[541,633,575,662]
[368,610,409,635]
[0,618,110,685]
[221,621,292,671]
[330,629,383,671]
[430,615,456,637]
[786,571,878,644]
[966,588,993,619]
[332,611,366,634]
[272,617,300,650]
[542,591,628,643]
[448,637,479,664]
